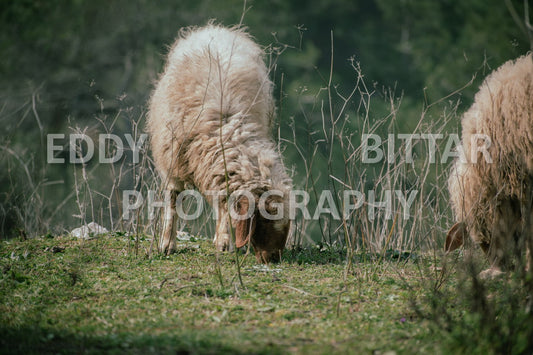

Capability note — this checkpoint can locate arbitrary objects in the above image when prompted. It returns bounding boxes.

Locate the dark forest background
[1,0,531,242]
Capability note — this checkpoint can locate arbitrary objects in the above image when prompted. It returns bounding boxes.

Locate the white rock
[176,231,193,241]
[479,267,505,279]
[71,222,109,239]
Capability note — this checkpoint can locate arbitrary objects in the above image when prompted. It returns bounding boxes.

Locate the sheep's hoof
[160,239,177,255]
[479,267,505,280]
[214,233,234,252]
[164,246,177,256]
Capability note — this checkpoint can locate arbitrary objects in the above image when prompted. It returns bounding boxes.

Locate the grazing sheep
[446,53,533,277]
[147,24,292,263]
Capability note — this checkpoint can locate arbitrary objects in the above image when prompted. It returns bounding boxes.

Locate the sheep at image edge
[446,53,533,277]
[147,24,292,263]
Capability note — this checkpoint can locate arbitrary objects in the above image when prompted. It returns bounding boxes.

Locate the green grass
[0,234,442,354]
[2,234,532,354]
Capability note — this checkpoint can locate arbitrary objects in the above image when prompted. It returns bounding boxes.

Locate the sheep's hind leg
[160,189,179,255]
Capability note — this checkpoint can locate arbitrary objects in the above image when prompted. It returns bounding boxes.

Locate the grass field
[0,233,447,354]
[3,233,532,355]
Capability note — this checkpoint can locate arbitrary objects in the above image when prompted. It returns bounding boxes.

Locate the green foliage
[375,0,530,102]
[418,255,533,354]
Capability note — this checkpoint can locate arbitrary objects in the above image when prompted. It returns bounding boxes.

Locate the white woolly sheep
[147,24,292,263]
[446,53,533,277]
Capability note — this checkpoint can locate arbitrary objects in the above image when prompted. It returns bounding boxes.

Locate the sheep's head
[446,221,508,278]
[234,190,290,263]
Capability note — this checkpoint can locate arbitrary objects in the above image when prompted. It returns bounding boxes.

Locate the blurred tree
[375,0,530,102]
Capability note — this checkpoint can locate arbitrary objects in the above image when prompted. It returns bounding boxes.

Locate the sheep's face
[234,192,290,263]
[250,213,290,263]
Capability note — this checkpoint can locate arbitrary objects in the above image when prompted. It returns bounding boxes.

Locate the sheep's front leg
[160,189,178,255]
[214,205,233,252]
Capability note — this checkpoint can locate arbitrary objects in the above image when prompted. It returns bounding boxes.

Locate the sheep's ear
[235,198,256,248]
[445,222,466,253]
